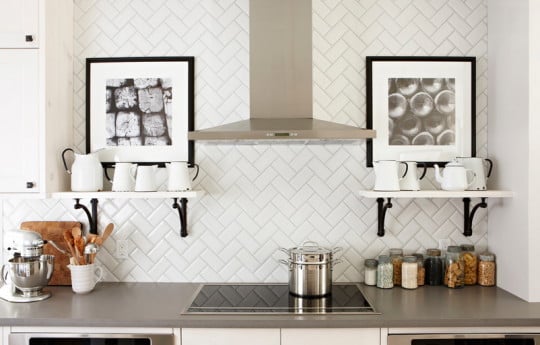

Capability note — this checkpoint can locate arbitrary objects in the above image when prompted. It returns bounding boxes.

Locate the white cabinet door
[0,49,39,192]
[0,0,39,48]
[181,328,280,345]
[281,328,380,345]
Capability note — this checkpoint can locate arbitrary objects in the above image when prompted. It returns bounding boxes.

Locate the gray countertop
[2,283,540,328]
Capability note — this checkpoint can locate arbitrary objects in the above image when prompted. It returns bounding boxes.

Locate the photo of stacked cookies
[388,77,455,146]
[105,78,172,146]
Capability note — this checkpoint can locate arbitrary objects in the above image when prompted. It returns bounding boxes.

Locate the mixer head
[4,229,45,258]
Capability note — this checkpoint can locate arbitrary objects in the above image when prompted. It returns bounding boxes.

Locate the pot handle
[332,258,343,267]
[301,240,320,248]
[279,247,289,255]
[332,247,343,255]
[278,259,290,266]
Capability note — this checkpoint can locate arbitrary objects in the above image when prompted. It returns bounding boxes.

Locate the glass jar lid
[426,248,441,256]
[460,244,475,252]
[447,245,462,253]
[378,255,390,264]
[389,248,403,256]
[403,255,418,263]
[479,252,496,261]
[365,259,378,268]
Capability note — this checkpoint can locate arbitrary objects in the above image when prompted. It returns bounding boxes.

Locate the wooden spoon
[63,230,78,264]
[72,226,86,265]
[95,223,114,246]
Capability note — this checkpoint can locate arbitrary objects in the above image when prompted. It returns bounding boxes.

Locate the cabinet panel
[181,328,280,345]
[0,49,39,192]
[281,328,380,345]
[0,0,39,48]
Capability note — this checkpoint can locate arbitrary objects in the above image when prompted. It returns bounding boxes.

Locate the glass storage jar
[377,255,393,289]
[401,256,418,289]
[425,248,443,285]
[364,259,378,286]
[444,246,464,289]
[413,253,425,286]
[460,244,478,285]
[389,248,403,286]
[478,252,496,286]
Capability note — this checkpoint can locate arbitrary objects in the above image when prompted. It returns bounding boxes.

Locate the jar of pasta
[478,252,496,286]
[444,246,464,289]
[413,253,425,286]
[460,244,478,285]
[389,248,403,286]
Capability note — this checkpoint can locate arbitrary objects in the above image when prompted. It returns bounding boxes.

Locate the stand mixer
[0,229,55,302]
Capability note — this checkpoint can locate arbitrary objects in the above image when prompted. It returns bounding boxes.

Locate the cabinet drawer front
[181,328,280,345]
[281,328,380,345]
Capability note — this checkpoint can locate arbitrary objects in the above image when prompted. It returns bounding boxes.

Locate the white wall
[1,0,489,283]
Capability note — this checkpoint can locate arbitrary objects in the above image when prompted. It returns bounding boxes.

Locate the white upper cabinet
[0,50,39,192]
[0,0,73,195]
[0,0,39,48]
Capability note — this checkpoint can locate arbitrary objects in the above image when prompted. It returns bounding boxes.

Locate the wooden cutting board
[20,221,82,286]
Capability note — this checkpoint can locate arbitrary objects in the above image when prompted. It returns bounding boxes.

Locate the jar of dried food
[460,244,478,285]
[401,256,418,289]
[364,259,378,286]
[478,252,496,286]
[389,248,403,286]
[377,255,393,289]
[444,246,464,289]
[425,248,443,285]
[413,253,425,286]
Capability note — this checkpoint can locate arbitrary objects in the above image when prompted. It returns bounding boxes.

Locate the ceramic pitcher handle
[485,158,494,178]
[104,166,113,183]
[94,265,104,282]
[191,163,200,181]
[61,148,74,174]
[417,162,428,180]
[399,161,409,179]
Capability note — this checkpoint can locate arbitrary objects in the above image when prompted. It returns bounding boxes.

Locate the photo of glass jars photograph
[388,77,455,147]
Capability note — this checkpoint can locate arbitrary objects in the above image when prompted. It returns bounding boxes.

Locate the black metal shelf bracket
[73,198,99,235]
[172,197,188,237]
[377,197,393,237]
[463,197,488,237]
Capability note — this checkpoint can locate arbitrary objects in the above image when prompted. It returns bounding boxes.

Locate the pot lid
[289,241,332,256]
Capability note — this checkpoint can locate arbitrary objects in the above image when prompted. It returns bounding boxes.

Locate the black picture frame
[86,56,195,167]
[366,56,476,167]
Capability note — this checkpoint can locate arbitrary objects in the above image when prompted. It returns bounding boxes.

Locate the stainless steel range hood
[188,0,376,142]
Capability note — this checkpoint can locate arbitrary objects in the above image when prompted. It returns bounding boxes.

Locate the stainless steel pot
[280,241,342,297]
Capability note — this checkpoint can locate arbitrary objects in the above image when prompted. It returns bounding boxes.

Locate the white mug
[166,162,199,192]
[455,157,493,191]
[399,161,427,191]
[111,163,136,192]
[373,160,408,191]
[68,264,103,294]
[134,165,158,192]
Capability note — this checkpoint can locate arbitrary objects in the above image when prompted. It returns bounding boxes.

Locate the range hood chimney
[188,0,376,141]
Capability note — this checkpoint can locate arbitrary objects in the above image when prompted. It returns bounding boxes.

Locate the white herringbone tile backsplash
[1,0,488,282]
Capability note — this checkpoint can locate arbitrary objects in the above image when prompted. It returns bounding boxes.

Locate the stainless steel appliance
[388,333,540,345]
[10,332,174,345]
[183,283,378,314]
[0,229,54,303]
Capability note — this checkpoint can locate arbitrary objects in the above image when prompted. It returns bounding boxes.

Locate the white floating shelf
[358,190,514,199]
[51,190,204,200]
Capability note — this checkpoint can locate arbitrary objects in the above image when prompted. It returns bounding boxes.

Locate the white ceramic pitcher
[373,160,408,191]
[134,165,158,192]
[455,157,493,191]
[166,162,199,192]
[399,161,427,191]
[111,163,137,192]
[61,148,103,192]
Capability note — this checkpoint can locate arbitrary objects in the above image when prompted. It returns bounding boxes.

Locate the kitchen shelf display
[358,190,513,237]
[51,191,203,237]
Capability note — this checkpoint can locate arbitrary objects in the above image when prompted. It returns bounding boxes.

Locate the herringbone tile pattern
[1,0,488,282]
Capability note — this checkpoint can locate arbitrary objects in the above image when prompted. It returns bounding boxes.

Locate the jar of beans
[460,244,478,285]
[444,246,465,289]
[389,248,403,286]
[478,252,496,286]
[377,255,393,289]
[425,248,443,285]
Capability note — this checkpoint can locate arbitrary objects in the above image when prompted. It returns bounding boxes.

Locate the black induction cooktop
[184,283,378,314]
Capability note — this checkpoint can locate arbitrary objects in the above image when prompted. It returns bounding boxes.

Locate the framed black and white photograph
[86,56,194,166]
[366,56,475,167]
